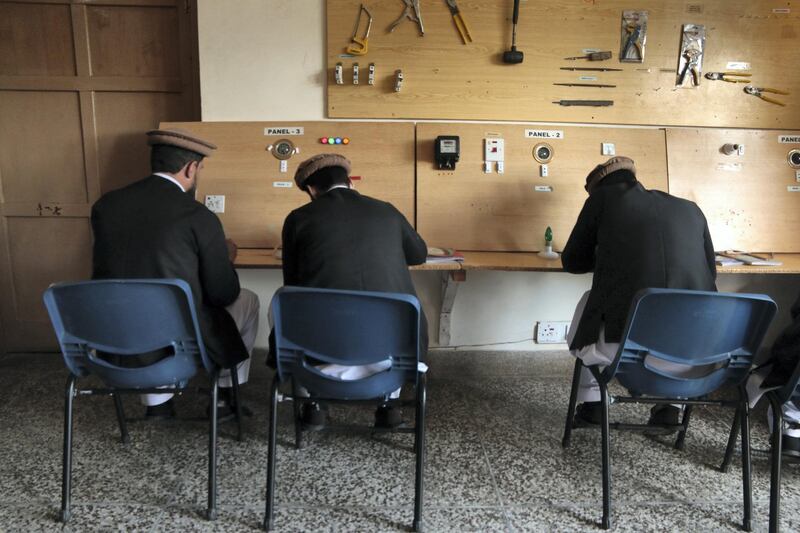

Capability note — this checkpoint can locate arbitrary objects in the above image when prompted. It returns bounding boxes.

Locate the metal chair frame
[721,359,800,533]
[44,279,244,522]
[561,289,777,530]
[263,286,427,532]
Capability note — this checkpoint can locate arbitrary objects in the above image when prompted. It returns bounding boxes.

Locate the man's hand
[226,238,238,263]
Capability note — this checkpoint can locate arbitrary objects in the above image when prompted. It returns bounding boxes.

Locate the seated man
[91,129,259,417]
[562,156,717,427]
[748,291,800,455]
[279,153,428,429]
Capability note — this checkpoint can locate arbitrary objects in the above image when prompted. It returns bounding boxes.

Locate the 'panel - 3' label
[265,127,304,136]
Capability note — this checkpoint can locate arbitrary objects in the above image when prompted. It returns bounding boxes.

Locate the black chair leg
[61,374,76,523]
[264,375,280,531]
[231,368,243,442]
[112,393,129,445]
[721,405,742,473]
[413,373,427,533]
[562,358,583,449]
[674,404,694,451]
[740,394,753,532]
[768,393,783,533]
[207,371,219,521]
[600,382,611,530]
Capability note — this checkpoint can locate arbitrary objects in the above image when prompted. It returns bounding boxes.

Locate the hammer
[503,0,523,64]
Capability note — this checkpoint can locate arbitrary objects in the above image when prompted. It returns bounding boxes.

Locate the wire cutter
[346,4,373,56]
[445,0,472,44]
[621,24,642,60]
[705,71,751,83]
[389,0,424,36]
[744,85,789,106]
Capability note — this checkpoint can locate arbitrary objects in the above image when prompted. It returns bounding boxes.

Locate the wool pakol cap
[294,153,352,191]
[146,128,217,157]
[585,156,636,193]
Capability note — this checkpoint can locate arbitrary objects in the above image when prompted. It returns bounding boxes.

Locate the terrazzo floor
[1,350,798,532]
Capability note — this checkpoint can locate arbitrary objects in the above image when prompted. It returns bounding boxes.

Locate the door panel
[87,5,180,78]
[0,0,199,353]
[0,3,76,77]
[0,91,88,204]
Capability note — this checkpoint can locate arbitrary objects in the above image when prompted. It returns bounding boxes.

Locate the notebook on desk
[718,251,783,267]
[426,247,465,264]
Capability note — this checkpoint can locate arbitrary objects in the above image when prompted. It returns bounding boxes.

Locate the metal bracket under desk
[438,270,466,346]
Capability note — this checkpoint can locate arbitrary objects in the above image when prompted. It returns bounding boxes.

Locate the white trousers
[568,291,692,405]
[143,288,260,406]
[267,304,410,400]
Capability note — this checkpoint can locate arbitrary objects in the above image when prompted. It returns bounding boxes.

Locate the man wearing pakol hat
[91,129,259,418]
[278,153,428,429]
[562,156,717,428]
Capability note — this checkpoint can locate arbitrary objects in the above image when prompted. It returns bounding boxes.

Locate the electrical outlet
[535,321,570,344]
[602,142,616,156]
[205,195,225,213]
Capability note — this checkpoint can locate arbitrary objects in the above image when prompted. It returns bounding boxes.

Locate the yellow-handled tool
[705,71,751,83]
[346,4,373,56]
[744,85,789,106]
[445,0,473,44]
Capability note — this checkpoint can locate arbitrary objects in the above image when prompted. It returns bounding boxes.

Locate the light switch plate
[484,138,505,162]
[602,143,616,156]
[205,195,225,213]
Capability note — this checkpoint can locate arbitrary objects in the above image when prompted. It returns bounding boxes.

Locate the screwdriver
[552,100,614,106]
[564,51,612,61]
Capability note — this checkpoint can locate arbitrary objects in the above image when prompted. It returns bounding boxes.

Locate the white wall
[197,0,799,351]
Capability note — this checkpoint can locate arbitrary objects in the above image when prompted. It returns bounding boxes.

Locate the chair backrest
[43,279,212,389]
[606,289,777,398]
[271,286,421,400]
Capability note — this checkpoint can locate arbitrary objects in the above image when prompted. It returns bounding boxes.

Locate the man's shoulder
[650,189,702,211]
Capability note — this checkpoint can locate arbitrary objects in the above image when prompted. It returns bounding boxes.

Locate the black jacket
[765,293,800,386]
[281,187,429,350]
[562,175,717,350]
[91,175,247,368]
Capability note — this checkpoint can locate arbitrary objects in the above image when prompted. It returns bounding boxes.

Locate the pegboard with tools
[416,122,668,252]
[327,0,800,128]
[160,121,416,248]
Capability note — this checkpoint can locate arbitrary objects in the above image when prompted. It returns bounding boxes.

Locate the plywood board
[417,122,668,252]
[667,128,800,252]
[327,0,800,128]
[161,121,416,248]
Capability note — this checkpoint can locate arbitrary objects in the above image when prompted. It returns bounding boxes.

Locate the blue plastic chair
[561,289,777,530]
[264,286,426,532]
[43,279,241,523]
[721,357,800,533]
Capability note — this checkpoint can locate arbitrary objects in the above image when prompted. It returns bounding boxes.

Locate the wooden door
[0,0,200,352]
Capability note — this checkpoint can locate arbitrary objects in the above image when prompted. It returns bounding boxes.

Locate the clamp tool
[445,0,472,44]
[705,71,751,83]
[744,85,789,106]
[621,24,643,61]
[346,4,373,56]
[389,0,424,36]
[677,48,701,86]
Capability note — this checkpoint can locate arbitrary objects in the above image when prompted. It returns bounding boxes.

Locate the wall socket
[535,321,570,344]
[204,195,225,213]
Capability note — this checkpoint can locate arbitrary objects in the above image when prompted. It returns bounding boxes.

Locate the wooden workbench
[235,249,800,275]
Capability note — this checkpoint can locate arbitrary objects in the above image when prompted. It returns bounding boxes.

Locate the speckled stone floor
[1,350,798,532]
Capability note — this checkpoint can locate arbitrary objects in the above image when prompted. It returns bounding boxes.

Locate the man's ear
[185,160,199,179]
